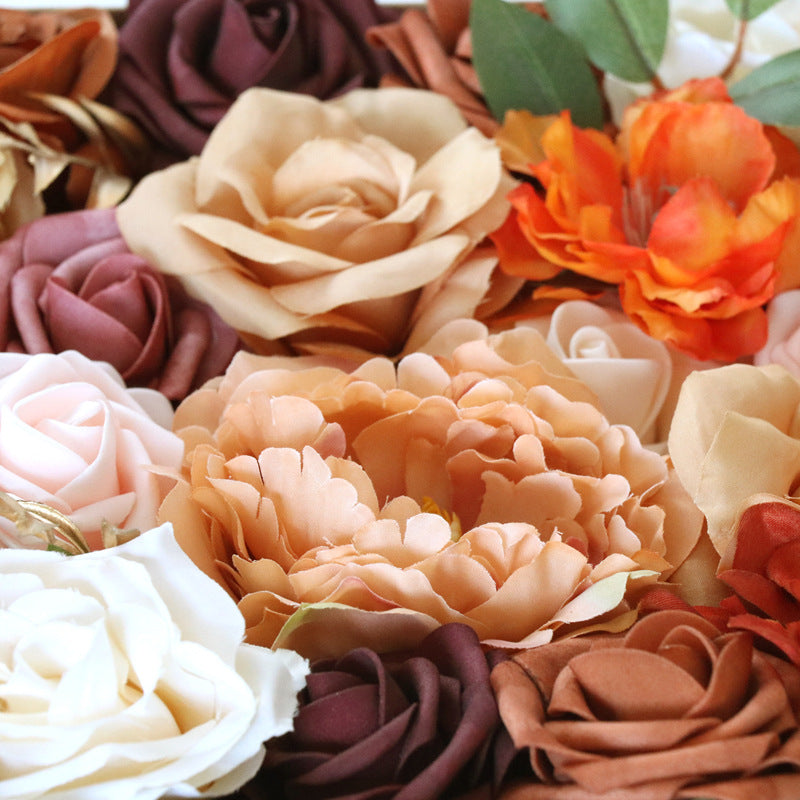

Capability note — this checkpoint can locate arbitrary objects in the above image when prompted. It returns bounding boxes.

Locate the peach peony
[116,86,515,359]
[158,322,702,658]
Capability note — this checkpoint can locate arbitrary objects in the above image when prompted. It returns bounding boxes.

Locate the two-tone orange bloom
[493,79,800,360]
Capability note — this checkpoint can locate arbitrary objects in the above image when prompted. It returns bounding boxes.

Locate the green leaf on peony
[545,0,668,82]
[46,544,74,556]
[725,0,784,20]
[550,569,658,625]
[730,49,800,124]
[470,0,604,128]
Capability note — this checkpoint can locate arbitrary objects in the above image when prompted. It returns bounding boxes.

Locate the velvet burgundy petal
[257,624,503,800]
[491,609,800,799]
[0,208,239,400]
[105,0,399,165]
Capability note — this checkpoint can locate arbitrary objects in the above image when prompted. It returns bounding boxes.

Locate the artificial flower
[256,623,505,800]
[492,608,800,799]
[158,323,702,658]
[520,299,683,445]
[0,208,240,401]
[0,7,144,212]
[0,522,308,800]
[0,147,42,240]
[669,362,800,562]
[0,7,116,142]
[604,0,800,124]
[367,0,531,136]
[116,86,515,357]
[755,289,800,377]
[0,350,183,550]
[105,0,400,166]
[492,78,800,361]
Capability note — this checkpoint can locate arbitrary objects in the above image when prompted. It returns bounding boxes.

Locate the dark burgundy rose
[249,624,506,800]
[0,207,240,401]
[105,0,400,166]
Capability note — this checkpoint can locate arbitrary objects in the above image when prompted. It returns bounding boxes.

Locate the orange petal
[628,102,775,211]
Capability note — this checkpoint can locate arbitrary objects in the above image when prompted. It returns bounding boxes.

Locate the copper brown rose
[492,609,800,799]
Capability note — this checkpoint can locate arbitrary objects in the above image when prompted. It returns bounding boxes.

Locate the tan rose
[159,323,702,658]
[116,87,515,357]
[669,363,800,560]
[492,609,800,799]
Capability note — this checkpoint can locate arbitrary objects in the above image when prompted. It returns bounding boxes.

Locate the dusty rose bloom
[0,209,240,401]
[159,323,702,658]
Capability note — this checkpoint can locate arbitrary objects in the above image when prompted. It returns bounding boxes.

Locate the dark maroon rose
[0,207,240,401]
[249,624,506,800]
[105,0,400,166]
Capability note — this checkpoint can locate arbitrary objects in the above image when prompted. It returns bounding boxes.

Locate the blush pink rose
[0,208,240,401]
[0,350,184,550]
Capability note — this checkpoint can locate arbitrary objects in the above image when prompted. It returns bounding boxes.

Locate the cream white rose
[604,0,800,123]
[0,522,308,800]
[0,350,184,550]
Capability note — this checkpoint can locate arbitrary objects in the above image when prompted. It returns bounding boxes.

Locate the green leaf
[725,0,784,20]
[729,49,800,124]
[546,0,668,82]
[470,0,604,128]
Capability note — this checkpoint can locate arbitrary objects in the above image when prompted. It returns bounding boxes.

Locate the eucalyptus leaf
[730,49,800,124]
[546,0,668,82]
[471,0,604,128]
[725,0,784,20]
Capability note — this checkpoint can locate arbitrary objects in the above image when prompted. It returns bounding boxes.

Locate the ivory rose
[491,79,800,361]
[604,0,800,124]
[0,350,183,550]
[0,208,240,401]
[669,362,800,562]
[0,522,308,800]
[755,289,800,377]
[159,322,702,658]
[116,87,515,357]
[492,609,800,799]
[521,299,689,445]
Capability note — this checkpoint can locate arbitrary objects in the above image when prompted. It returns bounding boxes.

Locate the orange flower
[158,323,703,659]
[493,78,800,361]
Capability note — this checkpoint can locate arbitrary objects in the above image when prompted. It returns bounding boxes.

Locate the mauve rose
[106,0,400,165]
[255,624,505,800]
[0,208,239,401]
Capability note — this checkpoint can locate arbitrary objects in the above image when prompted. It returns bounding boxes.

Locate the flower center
[421,497,462,541]
[622,181,678,247]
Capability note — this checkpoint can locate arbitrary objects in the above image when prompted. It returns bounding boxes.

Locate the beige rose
[116,87,515,357]
[669,362,800,560]
[159,323,702,658]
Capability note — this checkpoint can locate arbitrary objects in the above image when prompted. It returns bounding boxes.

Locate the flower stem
[721,19,748,80]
